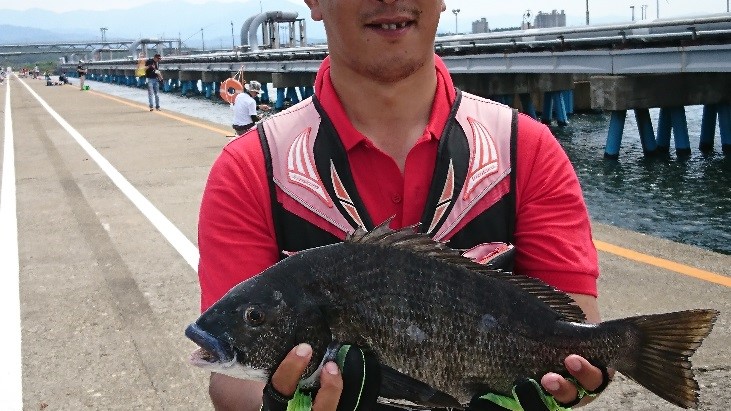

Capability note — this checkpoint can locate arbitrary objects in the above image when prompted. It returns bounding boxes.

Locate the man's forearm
[209,373,265,411]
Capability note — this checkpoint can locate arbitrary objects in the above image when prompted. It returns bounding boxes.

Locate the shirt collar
[314,54,456,151]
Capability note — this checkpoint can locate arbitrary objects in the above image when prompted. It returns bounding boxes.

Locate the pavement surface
[1,76,729,410]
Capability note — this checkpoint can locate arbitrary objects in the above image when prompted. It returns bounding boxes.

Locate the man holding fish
[195,0,610,409]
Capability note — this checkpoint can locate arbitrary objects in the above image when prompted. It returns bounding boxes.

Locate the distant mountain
[0,0,326,47]
[0,24,98,44]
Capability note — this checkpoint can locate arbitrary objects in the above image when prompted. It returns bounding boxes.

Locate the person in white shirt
[232,80,270,135]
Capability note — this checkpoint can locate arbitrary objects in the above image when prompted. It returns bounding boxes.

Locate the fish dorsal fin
[346,220,587,323]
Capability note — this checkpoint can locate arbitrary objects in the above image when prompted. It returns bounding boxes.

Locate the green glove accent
[478,393,524,411]
[477,379,572,411]
[565,376,599,399]
[335,345,367,409]
[286,389,313,411]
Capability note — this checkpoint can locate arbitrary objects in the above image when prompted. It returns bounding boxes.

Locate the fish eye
[244,306,265,326]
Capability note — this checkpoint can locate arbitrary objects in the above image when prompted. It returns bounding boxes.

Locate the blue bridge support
[605,104,731,158]
[180,80,200,97]
[201,82,214,99]
[635,109,658,156]
[519,94,538,119]
[656,107,691,156]
[720,104,731,155]
[541,91,569,127]
[604,109,659,158]
[700,104,719,151]
[276,87,302,110]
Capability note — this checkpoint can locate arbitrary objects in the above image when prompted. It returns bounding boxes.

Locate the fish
[185,223,719,409]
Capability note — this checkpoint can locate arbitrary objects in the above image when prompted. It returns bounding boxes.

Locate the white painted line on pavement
[17,77,200,271]
[1,76,24,410]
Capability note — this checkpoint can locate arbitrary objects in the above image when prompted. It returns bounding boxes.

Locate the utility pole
[630,6,635,21]
[452,9,461,34]
[727,0,729,12]
[231,21,235,49]
[522,10,532,29]
[201,28,205,51]
[586,0,590,25]
[100,27,108,42]
[656,0,660,19]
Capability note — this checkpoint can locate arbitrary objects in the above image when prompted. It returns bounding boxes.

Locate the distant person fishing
[145,53,162,111]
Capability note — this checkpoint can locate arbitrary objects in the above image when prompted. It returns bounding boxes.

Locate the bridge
[0,38,181,61]
[53,13,731,157]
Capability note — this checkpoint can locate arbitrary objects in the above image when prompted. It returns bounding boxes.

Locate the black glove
[261,344,381,411]
[469,364,611,411]
[469,378,558,411]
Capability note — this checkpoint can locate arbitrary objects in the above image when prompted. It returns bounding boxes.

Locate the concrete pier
[3,75,730,410]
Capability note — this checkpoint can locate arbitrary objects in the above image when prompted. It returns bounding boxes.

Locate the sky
[0,0,727,22]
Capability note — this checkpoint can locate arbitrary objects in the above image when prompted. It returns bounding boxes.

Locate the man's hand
[541,355,610,407]
[263,343,343,411]
[262,343,380,411]
[471,354,611,410]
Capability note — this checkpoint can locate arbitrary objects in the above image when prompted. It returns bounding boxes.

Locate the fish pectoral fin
[379,365,463,409]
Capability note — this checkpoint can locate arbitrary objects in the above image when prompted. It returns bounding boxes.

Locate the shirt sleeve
[513,114,599,296]
[197,132,279,311]
[246,98,258,117]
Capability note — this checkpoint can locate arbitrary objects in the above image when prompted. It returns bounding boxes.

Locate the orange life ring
[220,78,243,104]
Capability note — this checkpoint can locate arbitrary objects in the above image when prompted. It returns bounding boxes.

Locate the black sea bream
[186,224,718,409]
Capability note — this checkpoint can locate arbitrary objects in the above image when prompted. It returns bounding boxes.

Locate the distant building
[534,10,567,28]
[472,18,489,33]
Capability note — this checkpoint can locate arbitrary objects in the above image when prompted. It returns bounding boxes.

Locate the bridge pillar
[657,108,672,154]
[700,104,718,152]
[657,107,691,156]
[179,71,202,97]
[542,91,569,127]
[671,107,691,156]
[286,87,301,104]
[275,88,286,111]
[519,94,538,119]
[553,92,569,126]
[605,110,627,159]
[272,72,314,109]
[202,72,231,101]
[564,90,574,115]
[542,92,554,125]
[719,104,731,155]
[635,109,658,156]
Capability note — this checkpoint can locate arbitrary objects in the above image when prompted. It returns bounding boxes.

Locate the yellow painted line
[88,90,232,136]
[594,240,731,288]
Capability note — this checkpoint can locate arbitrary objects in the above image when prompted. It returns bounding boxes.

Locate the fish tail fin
[617,309,719,409]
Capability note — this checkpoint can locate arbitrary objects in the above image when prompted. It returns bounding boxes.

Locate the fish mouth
[185,323,236,365]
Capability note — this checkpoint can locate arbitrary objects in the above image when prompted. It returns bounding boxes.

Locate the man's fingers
[564,354,605,391]
[540,373,578,405]
[270,343,313,397]
[312,362,343,411]
[540,355,606,405]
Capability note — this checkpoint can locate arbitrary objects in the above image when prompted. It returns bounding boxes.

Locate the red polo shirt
[197,55,599,311]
